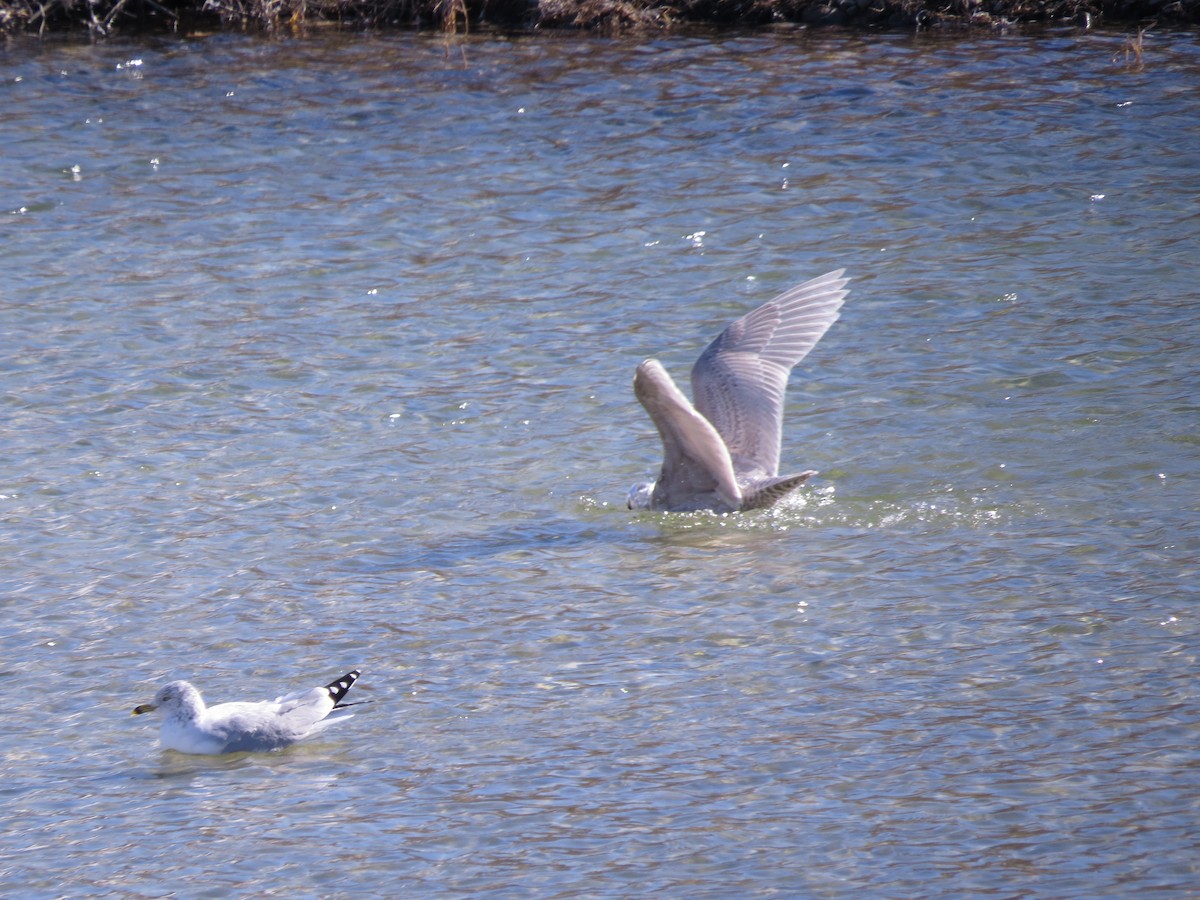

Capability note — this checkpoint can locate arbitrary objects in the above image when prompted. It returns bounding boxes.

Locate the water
[2,26,1198,897]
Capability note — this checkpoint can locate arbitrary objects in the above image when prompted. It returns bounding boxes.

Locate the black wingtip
[324,670,361,706]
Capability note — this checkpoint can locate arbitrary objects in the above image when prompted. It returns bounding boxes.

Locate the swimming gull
[629,269,849,512]
[132,669,363,754]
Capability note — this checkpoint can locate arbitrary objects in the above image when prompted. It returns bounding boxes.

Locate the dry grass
[537,0,674,29]
[1113,23,1149,68]
[1,0,1196,34]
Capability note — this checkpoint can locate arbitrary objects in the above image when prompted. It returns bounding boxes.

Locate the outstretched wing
[634,359,741,511]
[691,270,848,480]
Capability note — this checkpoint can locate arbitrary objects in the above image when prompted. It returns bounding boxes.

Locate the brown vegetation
[0,0,1194,36]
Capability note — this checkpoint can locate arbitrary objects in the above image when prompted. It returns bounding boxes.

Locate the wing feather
[691,270,848,479]
[634,359,741,511]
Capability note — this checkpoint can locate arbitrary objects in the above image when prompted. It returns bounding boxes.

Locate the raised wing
[691,270,848,480]
[634,359,741,511]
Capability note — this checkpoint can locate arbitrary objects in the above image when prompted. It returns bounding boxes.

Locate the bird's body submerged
[133,670,362,754]
[630,270,849,513]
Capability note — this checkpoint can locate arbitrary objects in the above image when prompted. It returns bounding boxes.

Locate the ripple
[1,27,1198,899]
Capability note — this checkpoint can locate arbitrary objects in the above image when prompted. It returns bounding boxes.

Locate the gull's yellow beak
[132,703,157,716]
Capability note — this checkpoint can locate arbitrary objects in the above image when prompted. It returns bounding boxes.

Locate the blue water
[2,27,1198,896]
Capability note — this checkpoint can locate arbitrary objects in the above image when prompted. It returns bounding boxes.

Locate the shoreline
[2,0,1192,38]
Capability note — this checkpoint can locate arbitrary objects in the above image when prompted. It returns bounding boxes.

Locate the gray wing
[274,687,338,732]
[271,670,360,737]
[691,270,849,480]
[634,359,741,511]
[196,699,312,752]
[209,695,341,752]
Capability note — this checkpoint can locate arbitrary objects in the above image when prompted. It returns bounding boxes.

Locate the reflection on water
[2,26,1199,897]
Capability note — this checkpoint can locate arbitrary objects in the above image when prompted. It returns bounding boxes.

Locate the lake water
[2,25,1198,897]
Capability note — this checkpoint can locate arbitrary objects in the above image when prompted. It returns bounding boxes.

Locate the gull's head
[132,681,199,717]
[627,481,655,510]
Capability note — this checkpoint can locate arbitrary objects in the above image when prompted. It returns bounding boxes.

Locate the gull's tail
[741,471,817,511]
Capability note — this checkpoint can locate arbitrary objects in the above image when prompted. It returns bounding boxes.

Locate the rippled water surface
[3,26,1198,896]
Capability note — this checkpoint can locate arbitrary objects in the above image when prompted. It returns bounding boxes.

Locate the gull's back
[184,671,360,753]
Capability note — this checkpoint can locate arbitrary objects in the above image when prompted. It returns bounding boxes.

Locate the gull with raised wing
[132,670,364,754]
[629,269,849,513]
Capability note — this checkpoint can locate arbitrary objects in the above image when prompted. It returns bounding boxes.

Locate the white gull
[629,269,849,512]
[132,670,363,754]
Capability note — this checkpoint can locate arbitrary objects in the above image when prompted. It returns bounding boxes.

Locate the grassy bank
[1,0,1193,37]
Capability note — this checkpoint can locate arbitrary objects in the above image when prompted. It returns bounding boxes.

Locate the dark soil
[1,0,1192,39]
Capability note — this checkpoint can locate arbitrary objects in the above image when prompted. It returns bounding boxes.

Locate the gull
[628,269,849,512]
[132,669,363,754]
